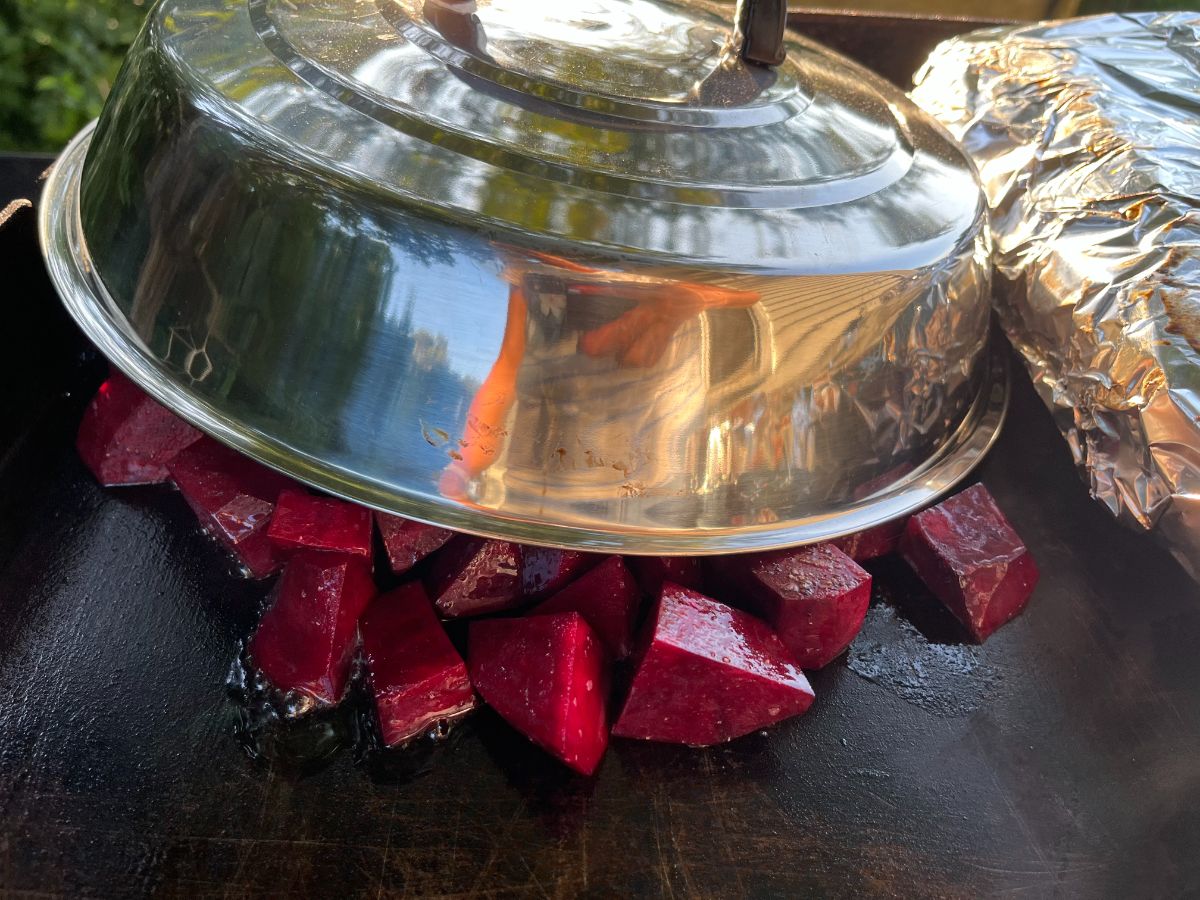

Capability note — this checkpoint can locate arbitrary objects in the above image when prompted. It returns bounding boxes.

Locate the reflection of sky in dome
[384,246,508,386]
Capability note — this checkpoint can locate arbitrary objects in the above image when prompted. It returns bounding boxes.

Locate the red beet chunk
[530,556,640,658]
[361,582,475,746]
[267,489,372,559]
[613,584,814,746]
[521,547,599,599]
[427,536,523,618]
[711,543,871,669]
[249,551,376,705]
[900,484,1039,642]
[167,438,297,578]
[76,371,202,486]
[375,512,453,574]
[833,519,906,563]
[628,556,704,598]
[469,612,609,775]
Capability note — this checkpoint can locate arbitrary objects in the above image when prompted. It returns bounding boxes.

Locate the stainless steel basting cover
[40,0,1003,552]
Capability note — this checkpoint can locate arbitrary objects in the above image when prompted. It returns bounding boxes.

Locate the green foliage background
[0,0,149,151]
[0,0,1189,152]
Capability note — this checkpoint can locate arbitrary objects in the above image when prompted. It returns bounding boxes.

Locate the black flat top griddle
[2,14,1199,899]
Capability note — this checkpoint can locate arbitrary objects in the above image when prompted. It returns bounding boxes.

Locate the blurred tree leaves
[0,0,149,151]
[0,0,1192,151]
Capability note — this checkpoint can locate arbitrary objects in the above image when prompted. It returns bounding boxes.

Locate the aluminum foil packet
[911,13,1200,581]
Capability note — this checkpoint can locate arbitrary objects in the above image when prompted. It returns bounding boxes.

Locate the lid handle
[736,0,788,67]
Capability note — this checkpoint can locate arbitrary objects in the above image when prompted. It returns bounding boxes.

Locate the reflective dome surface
[40,0,1002,552]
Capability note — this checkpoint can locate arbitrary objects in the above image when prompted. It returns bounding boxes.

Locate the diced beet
[167,438,297,578]
[249,551,377,705]
[375,512,453,574]
[266,489,372,559]
[707,543,871,669]
[900,483,1039,642]
[520,547,599,599]
[360,582,475,746]
[76,371,202,486]
[469,612,609,775]
[612,584,814,746]
[427,536,523,618]
[530,556,640,658]
[833,519,906,563]
[628,556,704,598]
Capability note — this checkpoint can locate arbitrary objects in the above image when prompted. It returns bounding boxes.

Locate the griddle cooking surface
[3,22,1199,894]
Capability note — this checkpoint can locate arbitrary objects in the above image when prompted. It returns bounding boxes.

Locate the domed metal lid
[41,0,1001,554]
[152,0,973,272]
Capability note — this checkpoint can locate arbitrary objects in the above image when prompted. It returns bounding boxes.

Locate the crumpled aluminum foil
[911,13,1200,581]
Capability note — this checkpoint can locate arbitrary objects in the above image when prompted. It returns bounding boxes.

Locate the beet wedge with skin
[833,519,907,563]
[469,613,609,775]
[375,512,453,575]
[900,483,1039,642]
[707,543,871,669]
[520,547,599,600]
[167,437,297,578]
[77,371,202,486]
[361,582,475,747]
[614,583,814,746]
[628,556,704,598]
[267,489,373,559]
[530,556,640,658]
[249,550,377,706]
[427,536,523,618]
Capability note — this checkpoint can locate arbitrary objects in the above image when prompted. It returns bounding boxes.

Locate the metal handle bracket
[738,0,787,67]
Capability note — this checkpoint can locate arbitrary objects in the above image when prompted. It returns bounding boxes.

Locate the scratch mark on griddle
[971,730,1048,869]
[579,801,589,891]
[375,795,397,899]
[467,798,528,896]
[651,791,677,899]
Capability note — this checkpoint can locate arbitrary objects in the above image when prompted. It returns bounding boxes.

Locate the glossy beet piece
[833,519,907,562]
[267,489,372,559]
[628,556,704,598]
[469,612,609,775]
[710,543,871,669]
[521,547,599,599]
[900,483,1039,642]
[361,582,475,746]
[613,584,814,746]
[375,512,453,575]
[249,551,377,705]
[427,536,524,618]
[167,438,296,578]
[530,556,640,658]
[76,371,202,486]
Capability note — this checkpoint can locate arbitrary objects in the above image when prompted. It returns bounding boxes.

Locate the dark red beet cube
[167,438,297,578]
[628,556,704,598]
[266,489,372,559]
[249,551,377,705]
[612,584,814,746]
[530,556,640,658]
[520,547,599,599]
[427,536,523,618]
[469,612,609,775]
[708,543,870,669]
[900,484,1039,642]
[76,371,202,486]
[361,582,475,746]
[375,512,453,574]
[832,519,906,562]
